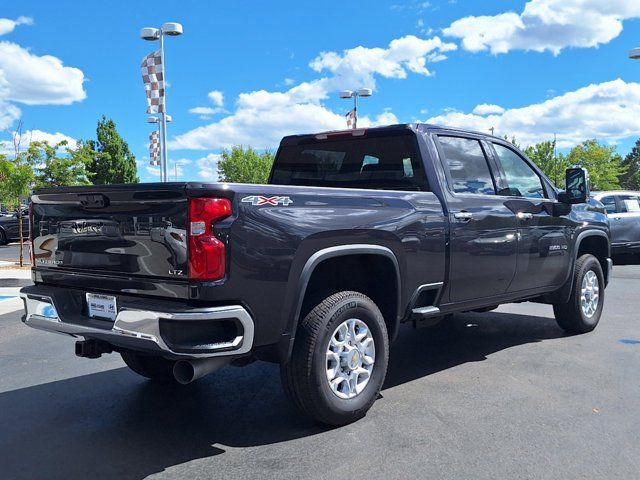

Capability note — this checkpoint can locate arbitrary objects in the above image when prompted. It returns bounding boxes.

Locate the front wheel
[0,229,7,246]
[553,254,605,334]
[281,291,389,426]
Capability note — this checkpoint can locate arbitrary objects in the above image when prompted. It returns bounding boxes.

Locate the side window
[599,196,617,214]
[492,143,546,198]
[438,136,496,195]
[402,158,414,178]
[361,155,379,171]
[618,195,640,213]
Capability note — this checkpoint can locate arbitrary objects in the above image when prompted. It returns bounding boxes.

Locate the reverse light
[188,198,232,281]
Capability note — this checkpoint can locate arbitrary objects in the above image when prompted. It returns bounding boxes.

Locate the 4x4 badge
[241,195,293,206]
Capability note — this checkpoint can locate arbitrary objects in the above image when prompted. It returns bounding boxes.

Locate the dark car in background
[592,191,640,258]
[0,210,29,245]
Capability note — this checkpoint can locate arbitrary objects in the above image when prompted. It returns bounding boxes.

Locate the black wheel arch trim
[544,229,610,304]
[279,244,402,363]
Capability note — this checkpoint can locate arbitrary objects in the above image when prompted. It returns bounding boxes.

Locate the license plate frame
[86,293,117,321]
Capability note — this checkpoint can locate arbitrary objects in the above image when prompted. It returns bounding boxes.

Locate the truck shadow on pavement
[0,310,566,480]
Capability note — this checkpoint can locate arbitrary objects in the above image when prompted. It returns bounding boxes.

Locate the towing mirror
[562,167,590,204]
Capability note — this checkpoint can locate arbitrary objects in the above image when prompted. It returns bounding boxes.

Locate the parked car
[591,191,640,258]
[0,210,29,245]
[21,124,611,426]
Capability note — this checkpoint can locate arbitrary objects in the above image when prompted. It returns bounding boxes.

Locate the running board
[411,306,440,317]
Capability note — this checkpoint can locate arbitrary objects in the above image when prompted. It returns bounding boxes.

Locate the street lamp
[630,47,640,60]
[339,88,373,129]
[140,22,183,182]
[147,116,172,181]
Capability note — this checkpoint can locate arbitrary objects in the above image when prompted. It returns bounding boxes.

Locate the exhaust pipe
[172,357,231,385]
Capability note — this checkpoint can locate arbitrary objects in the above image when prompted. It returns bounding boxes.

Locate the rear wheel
[121,351,177,382]
[281,291,389,426]
[0,229,7,246]
[553,254,604,334]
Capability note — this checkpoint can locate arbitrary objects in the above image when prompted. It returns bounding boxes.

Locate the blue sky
[1,0,639,182]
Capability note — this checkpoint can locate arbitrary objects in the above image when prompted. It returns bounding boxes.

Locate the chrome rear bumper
[20,291,254,359]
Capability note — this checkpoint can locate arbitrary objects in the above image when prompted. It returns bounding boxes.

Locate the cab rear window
[270,133,428,191]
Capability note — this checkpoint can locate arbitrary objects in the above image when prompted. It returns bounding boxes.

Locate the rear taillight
[188,197,232,281]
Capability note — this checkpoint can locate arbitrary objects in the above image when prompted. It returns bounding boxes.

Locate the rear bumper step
[20,287,254,359]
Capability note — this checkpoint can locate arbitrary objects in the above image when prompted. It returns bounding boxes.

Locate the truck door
[434,135,518,303]
[609,194,640,252]
[489,142,571,291]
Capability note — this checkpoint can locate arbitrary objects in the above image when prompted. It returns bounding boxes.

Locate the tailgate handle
[79,194,110,209]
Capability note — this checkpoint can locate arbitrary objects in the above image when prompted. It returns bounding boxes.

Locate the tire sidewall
[311,295,388,417]
[574,256,604,328]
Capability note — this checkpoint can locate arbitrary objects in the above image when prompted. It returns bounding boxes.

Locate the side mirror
[562,167,590,204]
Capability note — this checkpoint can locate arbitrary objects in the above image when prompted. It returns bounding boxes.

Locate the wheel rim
[580,270,600,318]
[326,318,375,400]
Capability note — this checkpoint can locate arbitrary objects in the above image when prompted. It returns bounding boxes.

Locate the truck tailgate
[31,185,190,286]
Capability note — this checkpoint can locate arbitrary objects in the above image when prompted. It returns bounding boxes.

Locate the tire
[553,254,604,334]
[0,229,7,246]
[281,291,389,426]
[121,351,177,382]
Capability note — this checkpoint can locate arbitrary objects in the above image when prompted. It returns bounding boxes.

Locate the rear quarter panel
[193,183,446,348]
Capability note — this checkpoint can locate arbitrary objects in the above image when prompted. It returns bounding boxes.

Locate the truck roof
[280,123,504,146]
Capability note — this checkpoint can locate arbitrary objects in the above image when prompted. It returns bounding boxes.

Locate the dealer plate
[86,293,117,321]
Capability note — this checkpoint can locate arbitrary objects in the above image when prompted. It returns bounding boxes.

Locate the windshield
[270,133,428,191]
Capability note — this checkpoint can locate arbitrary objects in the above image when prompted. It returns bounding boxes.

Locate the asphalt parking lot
[0,265,639,480]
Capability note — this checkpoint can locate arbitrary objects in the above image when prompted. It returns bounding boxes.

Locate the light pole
[339,88,373,129]
[147,115,172,182]
[141,22,183,183]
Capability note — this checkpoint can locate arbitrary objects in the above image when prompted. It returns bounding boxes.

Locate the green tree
[0,155,34,266]
[620,138,640,190]
[564,139,625,191]
[503,135,520,149]
[524,140,569,188]
[24,140,90,188]
[77,116,138,184]
[217,146,274,184]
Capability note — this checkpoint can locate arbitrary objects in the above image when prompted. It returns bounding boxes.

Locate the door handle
[517,212,533,220]
[453,211,473,221]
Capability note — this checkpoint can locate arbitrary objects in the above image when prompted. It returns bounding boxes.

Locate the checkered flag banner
[141,50,165,114]
[149,130,160,166]
[345,108,356,129]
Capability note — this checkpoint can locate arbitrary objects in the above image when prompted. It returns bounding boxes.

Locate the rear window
[270,133,428,191]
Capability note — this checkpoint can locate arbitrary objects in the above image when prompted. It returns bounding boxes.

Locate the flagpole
[353,94,358,129]
[159,32,169,183]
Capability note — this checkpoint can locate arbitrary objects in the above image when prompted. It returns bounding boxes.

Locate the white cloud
[0,41,86,106]
[283,78,295,86]
[171,34,453,150]
[310,35,457,88]
[24,129,77,148]
[208,90,224,107]
[426,79,640,148]
[472,104,505,115]
[0,128,77,155]
[196,153,222,181]
[188,106,226,119]
[0,16,33,36]
[0,101,20,131]
[443,0,640,55]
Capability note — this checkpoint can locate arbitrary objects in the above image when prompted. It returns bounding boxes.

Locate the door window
[493,144,546,198]
[438,136,496,195]
[618,195,640,213]
[599,196,618,214]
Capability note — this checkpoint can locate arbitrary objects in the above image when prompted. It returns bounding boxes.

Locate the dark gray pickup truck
[21,124,611,425]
